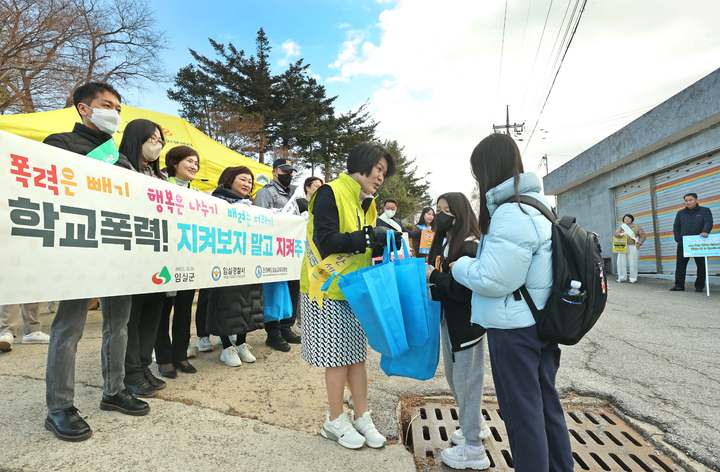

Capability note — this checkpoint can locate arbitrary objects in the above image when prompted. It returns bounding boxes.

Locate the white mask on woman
[142,141,163,162]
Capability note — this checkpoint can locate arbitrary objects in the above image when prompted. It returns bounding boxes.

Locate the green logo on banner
[86,138,119,164]
[152,266,171,285]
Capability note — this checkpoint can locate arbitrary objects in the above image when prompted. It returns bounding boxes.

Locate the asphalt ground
[1,276,718,471]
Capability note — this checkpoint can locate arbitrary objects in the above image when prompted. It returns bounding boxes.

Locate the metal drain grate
[404,402,681,471]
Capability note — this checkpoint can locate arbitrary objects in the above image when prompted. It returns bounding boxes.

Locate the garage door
[654,153,720,275]
[614,177,657,273]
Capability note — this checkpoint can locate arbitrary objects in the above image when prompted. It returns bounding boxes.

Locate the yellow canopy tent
[0,105,271,193]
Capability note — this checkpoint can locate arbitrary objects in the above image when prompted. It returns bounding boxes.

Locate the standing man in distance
[254,159,302,352]
[670,193,714,292]
[376,198,405,233]
[43,82,149,442]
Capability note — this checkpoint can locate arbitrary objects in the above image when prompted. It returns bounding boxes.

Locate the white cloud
[278,39,300,67]
[339,23,351,29]
[326,0,720,198]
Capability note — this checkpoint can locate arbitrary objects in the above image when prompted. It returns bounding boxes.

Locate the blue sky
[127,0,720,201]
[133,0,390,118]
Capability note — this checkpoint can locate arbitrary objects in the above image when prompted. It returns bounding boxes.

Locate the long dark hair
[427,193,482,271]
[471,133,525,234]
[416,207,435,229]
[119,118,165,179]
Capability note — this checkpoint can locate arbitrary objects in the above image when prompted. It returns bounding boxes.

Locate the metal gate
[613,177,657,273]
[653,153,720,275]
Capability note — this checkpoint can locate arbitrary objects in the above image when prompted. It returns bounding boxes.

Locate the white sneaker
[451,424,492,445]
[321,411,366,449]
[220,346,241,367]
[196,337,213,352]
[22,331,50,344]
[441,443,490,470]
[0,332,13,351]
[187,344,197,358]
[352,410,386,448]
[236,343,256,363]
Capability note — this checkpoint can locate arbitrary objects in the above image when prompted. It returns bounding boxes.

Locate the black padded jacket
[429,240,486,357]
[43,123,134,171]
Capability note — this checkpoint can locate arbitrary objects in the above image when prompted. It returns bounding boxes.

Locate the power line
[522,0,589,154]
[494,0,509,122]
[519,0,555,112]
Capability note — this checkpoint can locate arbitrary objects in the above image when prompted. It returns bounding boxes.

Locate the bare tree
[0,0,168,114]
[0,0,83,113]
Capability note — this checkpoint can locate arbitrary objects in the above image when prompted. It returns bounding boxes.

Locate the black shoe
[45,407,92,442]
[143,366,166,390]
[173,361,197,374]
[158,363,177,379]
[695,287,705,293]
[266,334,291,352]
[100,388,150,416]
[281,330,301,344]
[669,285,685,291]
[124,378,158,398]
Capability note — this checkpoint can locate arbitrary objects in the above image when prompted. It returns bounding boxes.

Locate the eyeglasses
[148,135,165,146]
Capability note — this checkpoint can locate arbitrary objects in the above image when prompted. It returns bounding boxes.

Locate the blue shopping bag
[263,281,292,322]
[335,232,408,358]
[380,299,440,380]
[384,232,429,348]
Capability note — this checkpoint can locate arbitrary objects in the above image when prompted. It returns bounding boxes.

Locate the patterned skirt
[300,293,367,367]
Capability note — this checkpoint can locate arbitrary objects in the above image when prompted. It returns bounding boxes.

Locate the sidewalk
[1,276,718,470]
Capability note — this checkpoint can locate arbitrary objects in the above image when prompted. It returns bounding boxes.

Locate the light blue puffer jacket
[452,173,553,329]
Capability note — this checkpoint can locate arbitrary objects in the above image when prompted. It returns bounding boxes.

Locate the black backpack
[509,195,608,345]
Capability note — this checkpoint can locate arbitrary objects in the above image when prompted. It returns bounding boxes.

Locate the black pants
[674,242,707,289]
[124,292,165,383]
[154,289,195,365]
[265,280,300,337]
[195,289,210,338]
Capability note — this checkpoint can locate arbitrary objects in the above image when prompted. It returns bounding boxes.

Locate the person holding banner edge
[614,214,646,284]
[43,82,149,442]
[254,159,302,352]
[300,143,401,450]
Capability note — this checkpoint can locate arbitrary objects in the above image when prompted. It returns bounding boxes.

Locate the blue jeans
[45,296,132,412]
[487,325,574,472]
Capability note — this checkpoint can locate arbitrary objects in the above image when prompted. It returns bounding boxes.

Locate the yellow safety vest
[169,176,200,192]
[300,173,377,306]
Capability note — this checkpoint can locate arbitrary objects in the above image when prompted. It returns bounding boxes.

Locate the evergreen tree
[374,140,432,223]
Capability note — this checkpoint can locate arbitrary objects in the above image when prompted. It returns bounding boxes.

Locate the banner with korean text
[0,130,306,304]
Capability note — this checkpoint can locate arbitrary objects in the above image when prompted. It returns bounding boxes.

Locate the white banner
[0,130,306,304]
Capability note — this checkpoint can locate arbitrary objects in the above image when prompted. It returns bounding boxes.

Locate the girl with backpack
[451,133,574,472]
[425,193,490,470]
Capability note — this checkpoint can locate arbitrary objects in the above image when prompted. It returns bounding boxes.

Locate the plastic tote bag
[262,281,293,322]
[385,232,430,348]
[380,299,441,380]
[336,231,408,358]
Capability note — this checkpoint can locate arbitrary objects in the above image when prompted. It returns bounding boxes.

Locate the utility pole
[492,105,525,136]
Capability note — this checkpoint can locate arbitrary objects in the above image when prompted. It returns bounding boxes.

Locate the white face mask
[384,209,396,219]
[142,141,163,162]
[87,107,121,135]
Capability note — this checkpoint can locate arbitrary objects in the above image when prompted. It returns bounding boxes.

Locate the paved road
[1,276,717,471]
[556,277,720,470]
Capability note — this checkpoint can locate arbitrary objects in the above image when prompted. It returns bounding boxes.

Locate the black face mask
[435,212,455,233]
[277,173,293,188]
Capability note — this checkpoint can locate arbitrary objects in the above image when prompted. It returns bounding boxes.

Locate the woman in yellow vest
[300,143,398,450]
